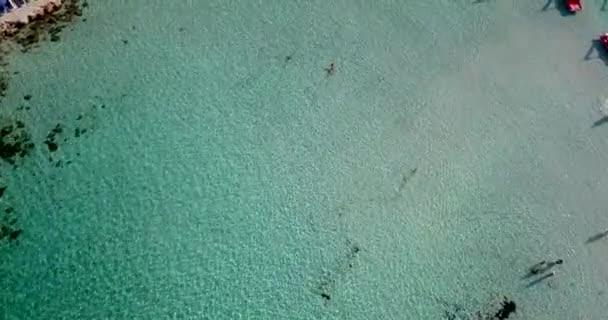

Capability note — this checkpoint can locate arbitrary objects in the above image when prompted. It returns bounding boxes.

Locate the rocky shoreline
[0,0,85,98]
[0,0,86,250]
[0,0,64,37]
[0,0,84,50]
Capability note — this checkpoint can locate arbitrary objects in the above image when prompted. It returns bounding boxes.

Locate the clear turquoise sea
[2,0,608,319]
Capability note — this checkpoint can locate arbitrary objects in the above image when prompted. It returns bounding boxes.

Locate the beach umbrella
[0,0,9,13]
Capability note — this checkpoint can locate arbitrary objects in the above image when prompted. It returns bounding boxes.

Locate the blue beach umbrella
[0,0,9,13]
[6,0,26,11]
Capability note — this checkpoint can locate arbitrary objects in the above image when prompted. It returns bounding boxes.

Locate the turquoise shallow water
[2,0,608,319]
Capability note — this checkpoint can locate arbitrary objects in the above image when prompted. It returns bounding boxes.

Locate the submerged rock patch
[0,119,35,165]
[44,123,62,152]
[441,296,516,320]
[0,1,87,252]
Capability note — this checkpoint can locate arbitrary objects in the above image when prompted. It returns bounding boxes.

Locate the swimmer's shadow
[521,264,554,280]
[542,0,575,16]
[521,271,539,280]
[525,274,553,288]
[584,40,608,66]
[591,116,608,128]
[585,231,608,243]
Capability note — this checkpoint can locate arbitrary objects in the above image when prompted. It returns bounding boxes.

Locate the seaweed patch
[440,296,516,320]
[494,299,516,320]
[44,123,62,153]
[0,118,35,166]
[0,186,21,246]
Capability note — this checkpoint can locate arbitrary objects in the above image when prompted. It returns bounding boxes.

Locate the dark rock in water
[74,128,80,137]
[0,186,6,198]
[0,225,8,239]
[23,94,32,100]
[44,123,63,152]
[44,140,58,152]
[439,296,515,320]
[1,124,13,136]
[5,207,14,214]
[51,123,63,134]
[494,298,516,320]
[0,120,35,165]
[9,229,22,240]
[0,77,8,97]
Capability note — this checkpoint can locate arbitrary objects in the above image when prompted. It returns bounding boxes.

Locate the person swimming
[531,259,563,274]
[326,63,335,76]
[529,261,546,274]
